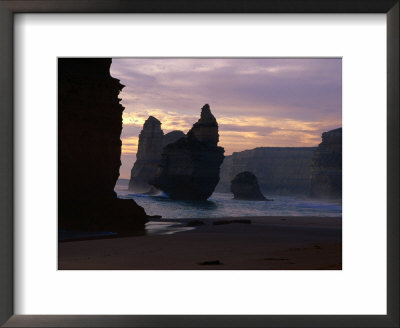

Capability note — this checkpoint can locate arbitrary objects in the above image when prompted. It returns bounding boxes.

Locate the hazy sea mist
[115,179,342,218]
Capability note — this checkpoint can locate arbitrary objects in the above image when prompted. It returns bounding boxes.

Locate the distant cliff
[150,104,225,200]
[309,128,342,199]
[128,116,184,193]
[58,58,148,232]
[216,147,316,195]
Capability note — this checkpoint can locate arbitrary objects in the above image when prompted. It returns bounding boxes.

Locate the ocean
[59,179,342,241]
[115,179,342,219]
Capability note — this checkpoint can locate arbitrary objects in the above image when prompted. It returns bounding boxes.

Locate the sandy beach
[58,216,342,270]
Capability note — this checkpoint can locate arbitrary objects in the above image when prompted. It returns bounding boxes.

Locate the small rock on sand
[198,260,223,265]
[213,219,251,225]
[186,220,205,227]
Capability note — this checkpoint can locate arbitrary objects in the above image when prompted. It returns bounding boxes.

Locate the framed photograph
[58,57,343,271]
[0,1,398,327]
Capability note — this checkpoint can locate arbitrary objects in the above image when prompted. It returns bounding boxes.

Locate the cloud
[122,110,196,135]
[121,136,139,154]
[112,58,341,119]
[111,58,341,160]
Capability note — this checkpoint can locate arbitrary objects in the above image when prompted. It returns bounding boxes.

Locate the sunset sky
[110,58,342,179]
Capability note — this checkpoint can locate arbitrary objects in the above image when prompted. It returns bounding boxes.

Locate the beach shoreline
[58,216,342,270]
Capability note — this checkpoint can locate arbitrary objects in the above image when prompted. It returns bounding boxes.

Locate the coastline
[58,216,342,270]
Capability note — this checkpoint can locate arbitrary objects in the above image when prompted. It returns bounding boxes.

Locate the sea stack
[128,116,185,193]
[309,128,342,199]
[128,116,164,193]
[58,58,148,232]
[150,104,225,200]
[163,130,186,148]
[230,171,267,200]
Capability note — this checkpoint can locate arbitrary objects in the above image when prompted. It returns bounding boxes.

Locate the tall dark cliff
[216,147,316,195]
[128,115,185,193]
[58,58,148,232]
[150,104,225,200]
[309,128,342,199]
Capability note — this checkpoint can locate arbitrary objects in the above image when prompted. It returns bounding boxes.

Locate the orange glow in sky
[111,58,342,179]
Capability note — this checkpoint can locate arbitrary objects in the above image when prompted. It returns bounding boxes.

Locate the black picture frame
[0,1,398,327]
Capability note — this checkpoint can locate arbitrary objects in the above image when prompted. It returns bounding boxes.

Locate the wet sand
[58,216,342,270]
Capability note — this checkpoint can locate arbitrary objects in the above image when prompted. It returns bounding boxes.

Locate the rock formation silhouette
[58,58,148,232]
[128,116,184,193]
[163,130,185,147]
[309,128,342,199]
[230,171,267,200]
[150,104,225,200]
[128,116,164,193]
[216,147,316,195]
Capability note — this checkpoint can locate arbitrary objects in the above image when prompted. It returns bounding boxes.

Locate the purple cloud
[110,58,342,178]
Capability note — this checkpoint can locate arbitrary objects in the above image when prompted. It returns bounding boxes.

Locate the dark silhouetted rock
[213,219,252,225]
[186,220,205,227]
[128,121,184,193]
[150,104,225,200]
[128,116,164,193]
[187,104,219,144]
[309,128,342,199]
[163,130,185,147]
[147,215,162,219]
[58,58,148,232]
[230,171,267,200]
[198,260,222,265]
[216,147,316,195]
